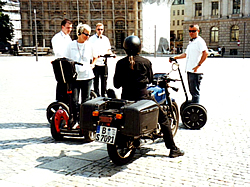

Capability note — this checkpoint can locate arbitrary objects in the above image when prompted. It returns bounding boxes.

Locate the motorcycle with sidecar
[80,62,180,165]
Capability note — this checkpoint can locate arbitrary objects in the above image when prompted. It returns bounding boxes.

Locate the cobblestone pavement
[0,56,250,187]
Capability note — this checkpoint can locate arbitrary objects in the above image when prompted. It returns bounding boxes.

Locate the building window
[172,0,184,5]
[177,30,183,41]
[173,10,175,16]
[210,27,219,42]
[211,2,219,16]
[182,9,184,15]
[231,25,239,41]
[195,3,202,17]
[173,20,175,26]
[177,10,180,15]
[177,20,179,25]
[233,0,240,14]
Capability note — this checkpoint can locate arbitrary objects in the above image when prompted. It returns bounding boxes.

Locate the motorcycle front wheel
[107,136,136,165]
[162,101,179,137]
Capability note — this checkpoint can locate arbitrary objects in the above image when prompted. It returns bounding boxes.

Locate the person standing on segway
[114,35,184,158]
[89,23,112,97]
[64,23,98,124]
[51,19,73,104]
[171,24,208,104]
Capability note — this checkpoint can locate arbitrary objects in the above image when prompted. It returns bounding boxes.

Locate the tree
[0,1,14,43]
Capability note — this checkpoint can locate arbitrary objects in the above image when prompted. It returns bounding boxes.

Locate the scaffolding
[19,0,143,50]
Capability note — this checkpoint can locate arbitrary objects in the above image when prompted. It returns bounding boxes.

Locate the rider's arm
[90,57,98,69]
[192,50,208,72]
[174,53,186,59]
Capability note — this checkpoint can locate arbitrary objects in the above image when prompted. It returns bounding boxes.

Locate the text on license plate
[96,126,117,144]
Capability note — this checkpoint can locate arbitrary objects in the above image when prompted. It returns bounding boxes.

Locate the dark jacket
[114,55,153,100]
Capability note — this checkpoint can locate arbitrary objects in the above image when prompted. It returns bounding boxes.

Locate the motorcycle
[80,63,180,165]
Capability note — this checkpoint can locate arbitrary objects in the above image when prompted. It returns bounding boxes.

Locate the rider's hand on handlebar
[169,57,176,63]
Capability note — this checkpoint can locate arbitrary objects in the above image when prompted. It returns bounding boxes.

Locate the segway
[170,58,207,130]
[46,58,97,141]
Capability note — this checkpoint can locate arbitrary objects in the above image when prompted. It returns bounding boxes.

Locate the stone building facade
[183,0,250,56]
[19,0,143,50]
[170,0,185,53]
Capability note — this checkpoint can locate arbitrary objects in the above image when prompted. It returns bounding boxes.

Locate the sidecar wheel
[181,104,207,130]
[107,137,136,165]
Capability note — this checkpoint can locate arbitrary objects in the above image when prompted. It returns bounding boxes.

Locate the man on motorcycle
[113,35,184,158]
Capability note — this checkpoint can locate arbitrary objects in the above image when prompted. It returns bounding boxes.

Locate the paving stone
[0,56,250,186]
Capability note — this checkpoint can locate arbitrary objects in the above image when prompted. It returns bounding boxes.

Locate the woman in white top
[65,23,97,117]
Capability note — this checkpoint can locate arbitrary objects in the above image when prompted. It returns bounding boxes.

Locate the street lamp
[77,0,79,24]
[34,9,38,61]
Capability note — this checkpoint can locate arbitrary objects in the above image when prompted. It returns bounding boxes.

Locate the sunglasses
[189,30,197,33]
[97,29,103,31]
[82,32,90,37]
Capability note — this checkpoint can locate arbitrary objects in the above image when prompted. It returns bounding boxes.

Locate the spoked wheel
[181,104,207,130]
[82,130,96,142]
[46,102,69,123]
[166,102,179,137]
[107,136,136,165]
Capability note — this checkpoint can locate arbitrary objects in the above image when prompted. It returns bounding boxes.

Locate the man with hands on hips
[170,24,208,104]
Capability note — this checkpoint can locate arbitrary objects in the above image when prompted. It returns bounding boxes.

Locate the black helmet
[123,35,141,55]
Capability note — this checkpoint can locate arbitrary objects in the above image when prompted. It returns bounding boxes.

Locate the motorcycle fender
[54,109,69,133]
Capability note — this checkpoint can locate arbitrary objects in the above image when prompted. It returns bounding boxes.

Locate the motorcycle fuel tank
[147,86,166,104]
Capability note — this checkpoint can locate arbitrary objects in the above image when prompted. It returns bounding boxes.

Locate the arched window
[210,27,219,42]
[231,25,239,41]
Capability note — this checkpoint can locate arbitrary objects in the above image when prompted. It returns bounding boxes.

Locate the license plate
[96,126,117,144]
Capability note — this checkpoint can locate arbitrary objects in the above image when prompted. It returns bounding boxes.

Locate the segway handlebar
[99,54,116,58]
[74,62,83,66]
[169,57,177,63]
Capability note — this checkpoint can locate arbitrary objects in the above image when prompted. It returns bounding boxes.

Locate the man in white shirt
[51,19,73,103]
[51,19,72,58]
[89,23,112,97]
[171,24,208,103]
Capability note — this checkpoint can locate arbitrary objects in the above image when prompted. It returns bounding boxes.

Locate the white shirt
[88,34,111,66]
[65,40,97,80]
[185,36,208,73]
[51,31,72,58]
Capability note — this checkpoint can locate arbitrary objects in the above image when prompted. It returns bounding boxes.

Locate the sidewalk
[0,56,250,186]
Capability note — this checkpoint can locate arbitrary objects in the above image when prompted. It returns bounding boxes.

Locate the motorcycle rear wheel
[107,137,136,165]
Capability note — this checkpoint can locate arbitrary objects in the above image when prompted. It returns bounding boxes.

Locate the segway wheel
[181,104,207,130]
[90,90,98,100]
[46,102,69,123]
[180,100,192,115]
